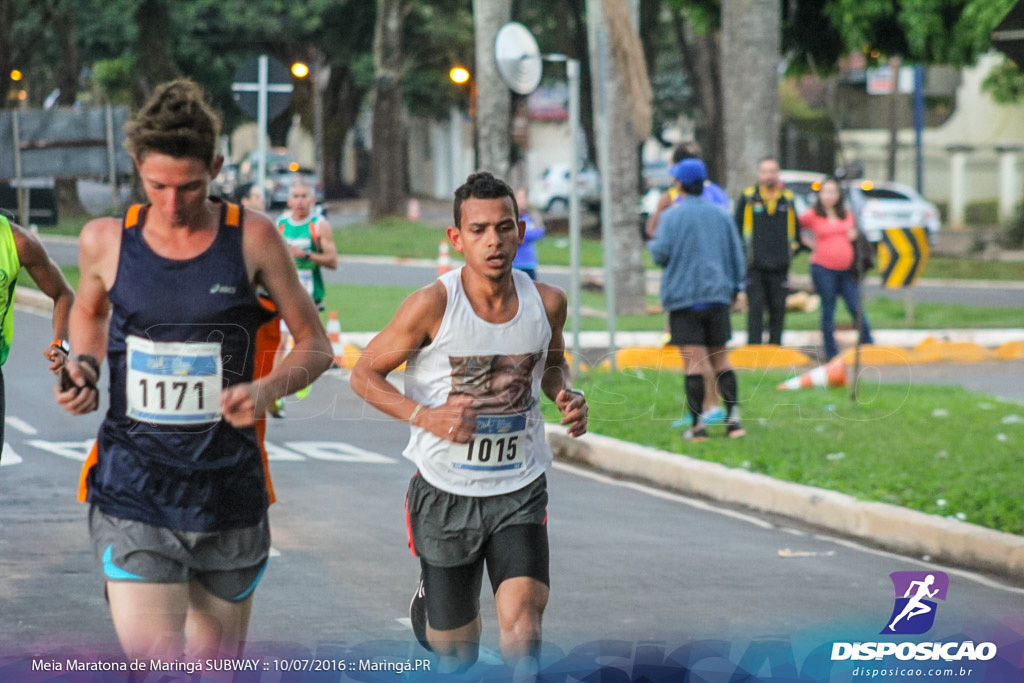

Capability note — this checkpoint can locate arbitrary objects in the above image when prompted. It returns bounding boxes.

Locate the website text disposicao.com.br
[851,664,980,679]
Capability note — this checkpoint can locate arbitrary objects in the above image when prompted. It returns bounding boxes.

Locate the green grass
[22,267,1020,334]
[542,368,1024,535]
[319,283,417,331]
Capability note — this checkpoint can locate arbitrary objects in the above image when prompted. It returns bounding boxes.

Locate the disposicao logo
[882,571,949,635]
[831,571,998,663]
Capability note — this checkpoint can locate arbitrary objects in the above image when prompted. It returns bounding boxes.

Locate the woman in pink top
[799,178,873,360]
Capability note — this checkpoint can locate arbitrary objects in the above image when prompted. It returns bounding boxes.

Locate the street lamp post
[542,54,583,376]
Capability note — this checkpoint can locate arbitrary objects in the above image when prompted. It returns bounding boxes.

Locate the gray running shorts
[405,473,548,568]
[88,505,270,603]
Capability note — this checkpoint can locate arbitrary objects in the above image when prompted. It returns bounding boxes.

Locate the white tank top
[403,267,553,496]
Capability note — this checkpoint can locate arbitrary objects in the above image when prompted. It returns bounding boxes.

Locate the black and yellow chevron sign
[877,227,930,289]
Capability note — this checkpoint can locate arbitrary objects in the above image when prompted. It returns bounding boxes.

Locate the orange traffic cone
[437,240,452,275]
[777,358,846,390]
[326,311,345,368]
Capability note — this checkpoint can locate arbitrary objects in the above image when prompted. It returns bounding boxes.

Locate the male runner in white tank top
[351,171,588,676]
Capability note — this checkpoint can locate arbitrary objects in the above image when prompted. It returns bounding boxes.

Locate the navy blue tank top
[87,200,275,531]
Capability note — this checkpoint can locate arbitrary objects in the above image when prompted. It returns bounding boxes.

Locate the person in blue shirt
[511,188,545,280]
[648,159,747,441]
[645,140,729,239]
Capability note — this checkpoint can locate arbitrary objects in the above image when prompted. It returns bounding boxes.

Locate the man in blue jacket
[648,159,747,441]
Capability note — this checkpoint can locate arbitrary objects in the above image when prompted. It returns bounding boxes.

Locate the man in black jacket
[734,157,799,346]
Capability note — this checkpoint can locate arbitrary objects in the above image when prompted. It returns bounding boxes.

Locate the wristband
[409,403,424,424]
[50,339,70,354]
[565,388,584,399]
[76,354,101,383]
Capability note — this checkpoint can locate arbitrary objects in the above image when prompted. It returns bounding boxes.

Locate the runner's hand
[221,383,258,428]
[423,393,477,443]
[44,345,68,374]
[55,359,99,415]
[555,388,588,438]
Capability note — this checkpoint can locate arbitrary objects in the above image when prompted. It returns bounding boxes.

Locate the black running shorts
[405,473,549,630]
[668,304,732,347]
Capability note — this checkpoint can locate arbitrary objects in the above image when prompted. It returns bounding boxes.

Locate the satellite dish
[494,22,543,95]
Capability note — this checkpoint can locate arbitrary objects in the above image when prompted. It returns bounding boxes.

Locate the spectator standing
[734,157,799,346]
[648,159,747,441]
[798,177,874,360]
[512,187,545,280]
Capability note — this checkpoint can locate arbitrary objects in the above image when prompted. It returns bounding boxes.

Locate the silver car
[844,180,942,243]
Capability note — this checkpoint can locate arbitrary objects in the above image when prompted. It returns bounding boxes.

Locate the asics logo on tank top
[209,283,237,295]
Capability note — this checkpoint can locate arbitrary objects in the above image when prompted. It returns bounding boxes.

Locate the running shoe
[726,420,746,438]
[704,406,726,426]
[682,427,709,442]
[267,398,285,419]
[410,577,432,652]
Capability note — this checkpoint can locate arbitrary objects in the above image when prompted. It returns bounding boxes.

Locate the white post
[256,55,269,197]
[946,145,972,230]
[449,105,462,193]
[996,144,1022,226]
[567,59,582,376]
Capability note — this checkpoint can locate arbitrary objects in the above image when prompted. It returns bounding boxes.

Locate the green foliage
[823,0,1016,66]
[982,58,1024,104]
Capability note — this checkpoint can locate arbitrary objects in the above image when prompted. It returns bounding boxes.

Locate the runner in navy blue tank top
[56,79,332,662]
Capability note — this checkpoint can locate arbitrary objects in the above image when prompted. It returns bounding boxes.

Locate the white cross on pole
[231,55,293,193]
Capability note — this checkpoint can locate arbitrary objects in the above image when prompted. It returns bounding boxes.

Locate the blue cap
[670,158,708,186]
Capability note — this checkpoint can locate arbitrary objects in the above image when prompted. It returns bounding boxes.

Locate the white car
[779,169,827,216]
[844,180,942,243]
[530,163,600,214]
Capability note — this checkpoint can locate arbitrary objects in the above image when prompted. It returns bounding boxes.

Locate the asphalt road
[34,230,1024,312]
[2,308,1023,681]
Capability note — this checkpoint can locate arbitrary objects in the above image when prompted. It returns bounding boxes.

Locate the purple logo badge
[881,571,949,635]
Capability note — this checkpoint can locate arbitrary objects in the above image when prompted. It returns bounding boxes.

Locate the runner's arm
[536,282,587,437]
[56,218,119,414]
[231,213,332,424]
[349,283,476,442]
[11,222,74,372]
[309,217,338,269]
[644,190,672,239]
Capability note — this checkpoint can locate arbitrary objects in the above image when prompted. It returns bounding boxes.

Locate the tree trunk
[720,0,781,197]
[368,0,407,222]
[322,66,368,196]
[132,0,178,106]
[472,0,512,181]
[670,9,724,185]
[54,3,86,216]
[586,0,646,316]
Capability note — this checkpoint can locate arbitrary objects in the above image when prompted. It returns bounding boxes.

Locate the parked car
[779,169,827,216]
[844,179,941,243]
[780,171,941,244]
[265,166,325,208]
[530,163,600,214]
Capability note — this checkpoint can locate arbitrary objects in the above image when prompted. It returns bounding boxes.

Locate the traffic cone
[777,358,846,390]
[437,240,452,275]
[326,311,345,368]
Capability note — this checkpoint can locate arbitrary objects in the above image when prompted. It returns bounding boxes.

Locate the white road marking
[552,460,1024,596]
[4,416,38,435]
[1,443,23,466]
[551,460,776,530]
[27,439,94,461]
[285,441,396,464]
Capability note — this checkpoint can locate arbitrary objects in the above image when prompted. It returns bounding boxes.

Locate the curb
[545,426,1024,582]
[14,286,54,313]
